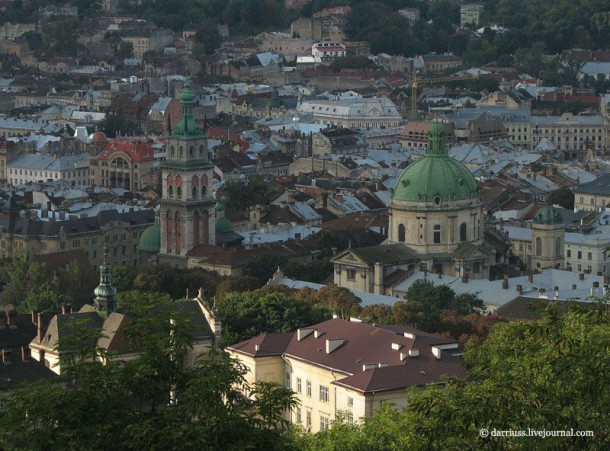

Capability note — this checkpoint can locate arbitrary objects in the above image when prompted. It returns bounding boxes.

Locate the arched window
[179,146,183,158]
[177,186,182,199]
[460,223,467,242]
[199,145,204,157]
[175,212,181,254]
[433,225,441,244]
[189,146,194,157]
[556,237,562,257]
[168,186,174,198]
[193,211,200,247]
[192,186,198,198]
[536,237,542,256]
[166,210,173,253]
[170,146,175,159]
[398,224,406,242]
[201,185,207,196]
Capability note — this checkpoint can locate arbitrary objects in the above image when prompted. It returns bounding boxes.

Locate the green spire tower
[159,78,216,265]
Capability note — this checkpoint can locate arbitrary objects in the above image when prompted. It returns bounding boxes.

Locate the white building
[311,41,346,63]
[298,97,403,129]
[8,153,89,187]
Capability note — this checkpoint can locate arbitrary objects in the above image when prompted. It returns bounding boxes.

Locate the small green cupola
[534,205,563,224]
[94,249,117,313]
[171,78,206,139]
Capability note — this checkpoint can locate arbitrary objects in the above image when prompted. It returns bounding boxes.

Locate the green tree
[116,41,134,59]
[99,114,141,138]
[19,280,71,313]
[0,293,298,450]
[194,22,222,56]
[297,305,610,449]
[548,186,575,210]
[222,175,269,213]
[111,264,138,293]
[216,290,331,345]
[59,259,97,309]
[215,275,261,299]
[244,253,288,285]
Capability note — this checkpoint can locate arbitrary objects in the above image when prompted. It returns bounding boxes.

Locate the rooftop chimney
[21,346,30,362]
[516,284,523,295]
[538,288,547,298]
[462,272,469,283]
[591,281,600,296]
[37,313,43,343]
[2,348,12,365]
[579,273,585,281]
[502,276,508,290]
[572,284,577,290]
[297,328,314,341]
[528,274,533,283]
[554,286,559,299]
[325,338,344,354]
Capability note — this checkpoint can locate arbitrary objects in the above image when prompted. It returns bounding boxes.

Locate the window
[306,411,311,430]
[295,409,302,424]
[346,269,355,280]
[588,252,592,261]
[567,250,571,258]
[460,223,467,242]
[320,385,329,403]
[192,186,198,198]
[285,372,291,389]
[398,224,405,242]
[177,186,182,199]
[536,237,542,256]
[578,264,582,272]
[306,380,311,397]
[168,186,174,198]
[578,251,582,259]
[347,412,354,424]
[433,224,441,244]
[296,377,302,393]
[347,396,353,407]
[320,416,330,431]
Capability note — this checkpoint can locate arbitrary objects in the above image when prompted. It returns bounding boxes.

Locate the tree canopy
[295,304,610,449]
[0,293,298,450]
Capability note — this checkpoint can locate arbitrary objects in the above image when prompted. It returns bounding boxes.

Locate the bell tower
[159,79,216,265]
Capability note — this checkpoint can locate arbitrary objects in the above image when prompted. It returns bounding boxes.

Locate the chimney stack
[2,348,12,365]
[461,272,469,283]
[37,313,43,343]
[591,281,600,296]
[502,276,508,290]
[528,274,534,283]
[579,273,585,281]
[516,284,523,295]
[554,286,559,299]
[21,346,30,362]
[31,309,37,325]
[538,288,546,297]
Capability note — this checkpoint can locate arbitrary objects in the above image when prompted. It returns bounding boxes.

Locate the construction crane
[410,71,478,121]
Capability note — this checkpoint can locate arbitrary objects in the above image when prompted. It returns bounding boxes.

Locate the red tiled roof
[98,139,155,162]
[227,318,464,393]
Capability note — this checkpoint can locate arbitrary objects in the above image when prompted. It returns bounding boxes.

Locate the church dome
[534,205,562,224]
[216,217,234,234]
[392,122,478,204]
[138,223,161,252]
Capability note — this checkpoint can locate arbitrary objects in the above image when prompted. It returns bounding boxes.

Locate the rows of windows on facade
[285,374,352,431]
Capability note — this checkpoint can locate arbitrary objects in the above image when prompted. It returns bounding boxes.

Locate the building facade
[298,97,402,129]
[8,153,89,187]
[159,80,216,265]
[226,318,464,433]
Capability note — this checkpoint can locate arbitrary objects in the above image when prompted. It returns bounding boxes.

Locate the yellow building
[226,318,464,433]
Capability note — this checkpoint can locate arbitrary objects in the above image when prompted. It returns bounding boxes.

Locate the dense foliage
[295,305,610,449]
[0,293,298,451]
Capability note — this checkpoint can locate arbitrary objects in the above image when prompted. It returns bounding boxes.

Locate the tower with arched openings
[159,79,215,265]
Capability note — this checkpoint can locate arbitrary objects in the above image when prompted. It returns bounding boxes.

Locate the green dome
[138,223,161,252]
[534,205,562,224]
[216,217,234,234]
[392,122,478,203]
[216,202,225,212]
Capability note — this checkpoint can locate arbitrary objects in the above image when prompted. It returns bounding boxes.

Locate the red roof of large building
[98,139,155,162]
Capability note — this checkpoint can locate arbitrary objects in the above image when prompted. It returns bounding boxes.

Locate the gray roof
[573,173,610,195]
[9,153,89,171]
[0,208,154,237]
